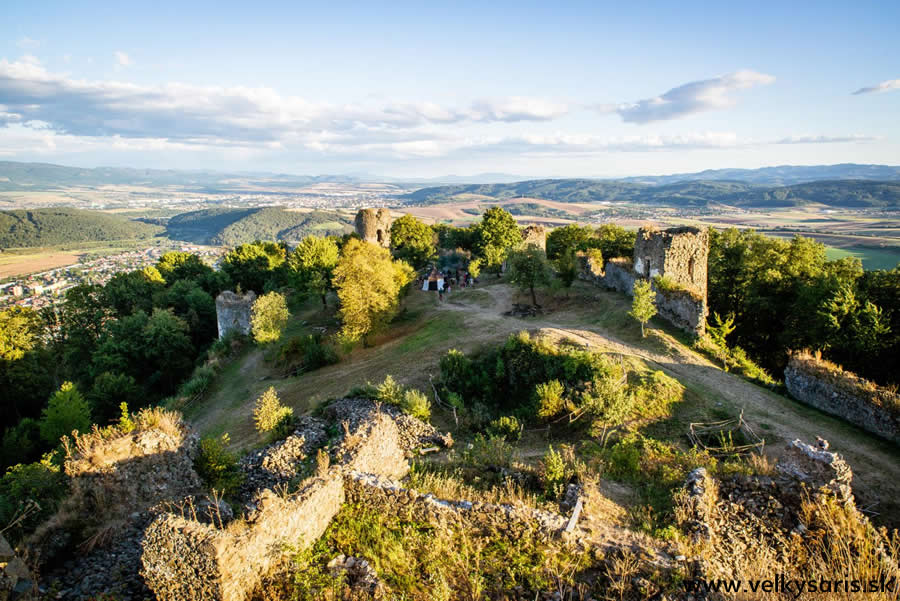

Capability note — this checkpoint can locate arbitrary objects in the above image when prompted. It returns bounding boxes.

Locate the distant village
[0,246,225,310]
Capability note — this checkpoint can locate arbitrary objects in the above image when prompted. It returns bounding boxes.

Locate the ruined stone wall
[141,408,412,601]
[633,227,708,296]
[576,255,706,335]
[785,354,900,444]
[141,475,345,601]
[215,290,256,338]
[344,471,568,541]
[354,208,392,248]
[521,225,546,251]
[65,412,202,517]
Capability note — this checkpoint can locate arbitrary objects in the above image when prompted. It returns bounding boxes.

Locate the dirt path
[439,283,900,520]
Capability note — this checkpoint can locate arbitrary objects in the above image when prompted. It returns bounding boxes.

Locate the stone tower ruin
[215,290,256,339]
[633,226,708,299]
[521,225,547,251]
[355,208,392,248]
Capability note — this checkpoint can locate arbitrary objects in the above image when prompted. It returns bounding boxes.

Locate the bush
[375,375,405,407]
[1,418,42,471]
[401,389,431,421]
[0,454,67,541]
[541,445,569,496]
[194,433,243,496]
[253,386,294,434]
[251,291,290,344]
[40,381,91,445]
[464,434,514,469]
[486,415,522,441]
[178,365,216,399]
[276,334,339,374]
[536,379,566,419]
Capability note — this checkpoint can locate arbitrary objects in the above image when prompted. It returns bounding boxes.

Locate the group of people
[419,266,478,301]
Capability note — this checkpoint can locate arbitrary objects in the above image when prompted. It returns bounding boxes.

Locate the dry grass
[406,465,546,510]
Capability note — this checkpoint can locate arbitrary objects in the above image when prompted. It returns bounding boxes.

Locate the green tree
[507,245,553,306]
[251,291,290,344]
[595,224,636,260]
[554,247,579,290]
[0,307,42,361]
[142,308,195,395]
[390,214,436,269]
[546,224,597,260]
[222,241,287,293]
[332,238,415,345]
[288,236,340,308]
[39,381,91,445]
[706,312,737,370]
[253,386,293,433]
[475,207,522,273]
[89,371,141,423]
[630,279,657,337]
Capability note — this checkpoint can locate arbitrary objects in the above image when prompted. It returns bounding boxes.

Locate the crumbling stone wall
[633,226,708,298]
[344,471,568,541]
[354,208,392,248]
[64,415,202,517]
[521,225,546,251]
[215,290,256,338]
[141,408,412,601]
[785,353,900,444]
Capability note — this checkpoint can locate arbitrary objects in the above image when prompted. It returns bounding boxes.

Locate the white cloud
[599,70,776,123]
[774,134,879,144]
[852,79,900,95]
[114,51,131,68]
[16,37,40,50]
[0,59,567,145]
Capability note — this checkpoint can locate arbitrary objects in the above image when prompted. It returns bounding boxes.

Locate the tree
[546,224,597,260]
[222,241,287,293]
[468,258,482,279]
[39,381,91,445]
[595,225,636,260]
[0,307,42,361]
[507,245,553,306]
[706,312,737,370]
[554,248,579,290]
[390,214,435,269]
[629,279,657,337]
[141,309,195,395]
[89,371,141,423]
[253,386,293,433]
[332,238,414,345]
[475,207,522,273]
[288,236,340,308]
[251,291,290,344]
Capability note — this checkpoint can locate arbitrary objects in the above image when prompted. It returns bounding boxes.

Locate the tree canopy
[390,214,436,269]
[474,207,522,272]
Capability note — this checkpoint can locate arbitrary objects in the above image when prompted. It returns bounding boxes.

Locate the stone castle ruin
[579,225,709,335]
[634,226,708,299]
[215,290,256,339]
[354,208,392,248]
[521,224,547,251]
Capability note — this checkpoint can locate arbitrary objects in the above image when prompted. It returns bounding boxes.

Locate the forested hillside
[0,208,163,248]
[403,179,900,208]
[165,207,353,245]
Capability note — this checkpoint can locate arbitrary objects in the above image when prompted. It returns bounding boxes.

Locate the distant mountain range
[618,163,900,186]
[3,160,900,191]
[0,208,162,248]
[401,179,900,209]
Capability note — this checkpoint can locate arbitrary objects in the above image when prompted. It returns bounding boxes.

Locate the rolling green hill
[0,208,163,248]
[402,179,900,209]
[165,207,354,245]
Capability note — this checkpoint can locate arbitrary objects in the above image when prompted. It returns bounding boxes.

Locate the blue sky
[1,0,898,177]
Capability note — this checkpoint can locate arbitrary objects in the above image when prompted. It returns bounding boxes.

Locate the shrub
[276,334,339,374]
[536,379,567,419]
[40,381,91,445]
[0,453,67,542]
[251,291,291,344]
[541,445,569,495]
[486,415,522,442]
[117,402,135,434]
[401,389,431,421]
[1,418,42,471]
[194,433,243,496]
[464,434,514,469]
[375,375,405,407]
[253,386,294,434]
[178,365,216,399]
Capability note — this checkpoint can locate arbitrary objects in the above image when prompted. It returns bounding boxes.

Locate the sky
[1,0,898,178]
